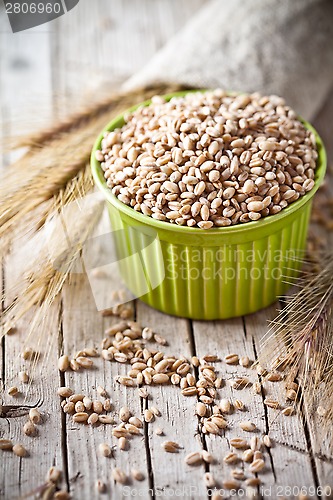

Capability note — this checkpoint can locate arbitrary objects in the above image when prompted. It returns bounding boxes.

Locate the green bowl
[91,90,327,320]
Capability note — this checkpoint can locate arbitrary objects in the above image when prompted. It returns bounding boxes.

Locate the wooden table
[1,1,332,498]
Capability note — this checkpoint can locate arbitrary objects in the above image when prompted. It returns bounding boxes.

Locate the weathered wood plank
[0,23,53,135]
[51,0,207,109]
[136,301,208,499]
[193,317,275,496]
[245,306,323,497]
[61,275,151,499]
[0,14,65,499]
[0,229,64,497]
[193,309,320,498]
[304,88,333,492]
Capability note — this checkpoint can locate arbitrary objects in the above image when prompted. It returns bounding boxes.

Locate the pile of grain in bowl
[95,90,318,229]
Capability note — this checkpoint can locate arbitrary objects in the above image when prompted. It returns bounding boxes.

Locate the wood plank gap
[1,261,5,390]
[243,317,267,499]
[299,397,321,499]
[49,18,61,119]
[143,397,156,500]
[58,298,70,493]
[187,320,212,500]
[135,298,156,499]
[249,325,277,485]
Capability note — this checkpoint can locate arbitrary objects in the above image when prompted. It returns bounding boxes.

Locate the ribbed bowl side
[107,199,312,320]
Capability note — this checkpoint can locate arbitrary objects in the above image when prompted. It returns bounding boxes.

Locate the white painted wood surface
[0,1,332,499]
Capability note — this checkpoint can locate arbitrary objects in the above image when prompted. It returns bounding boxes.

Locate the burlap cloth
[125,0,333,121]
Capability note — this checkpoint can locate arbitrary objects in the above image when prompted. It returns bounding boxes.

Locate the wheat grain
[96,480,106,493]
[47,467,62,484]
[112,468,127,484]
[162,441,181,453]
[204,472,216,488]
[131,469,144,481]
[282,406,294,416]
[23,421,37,437]
[224,478,241,490]
[185,451,203,465]
[73,412,89,423]
[54,491,70,500]
[99,443,112,457]
[0,439,13,450]
[58,355,70,372]
[264,398,280,409]
[98,415,114,424]
[230,438,249,449]
[12,444,27,457]
[119,406,131,422]
[225,354,239,365]
[234,399,245,411]
[19,371,29,383]
[8,386,18,396]
[239,421,256,432]
[57,387,73,398]
[223,452,239,464]
[242,449,254,462]
[249,458,265,473]
[263,435,272,447]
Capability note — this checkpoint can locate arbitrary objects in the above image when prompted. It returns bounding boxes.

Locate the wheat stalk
[1,83,192,380]
[259,250,333,448]
[1,165,104,379]
[0,83,189,257]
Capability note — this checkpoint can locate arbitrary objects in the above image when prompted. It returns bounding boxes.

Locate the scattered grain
[8,386,18,396]
[162,441,181,453]
[185,451,203,466]
[54,490,70,500]
[239,421,256,432]
[264,398,279,409]
[99,443,112,457]
[263,435,272,448]
[47,467,62,483]
[131,469,145,481]
[204,472,216,488]
[249,458,265,473]
[230,438,249,449]
[225,354,239,365]
[223,479,241,491]
[112,468,127,484]
[224,452,239,464]
[12,444,27,457]
[23,421,37,436]
[73,412,89,423]
[234,399,245,411]
[96,480,106,493]
[144,409,154,423]
[57,387,73,398]
[58,355,70,372]
[282,406,294,416]
[0,439,13,450]
[19,371,29,384]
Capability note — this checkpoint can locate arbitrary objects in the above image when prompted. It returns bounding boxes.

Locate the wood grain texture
[50,0,207,114]
[0,239,64,497]
[136,301,208,499]
[61,275,151,499]
[245,308,320,496]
